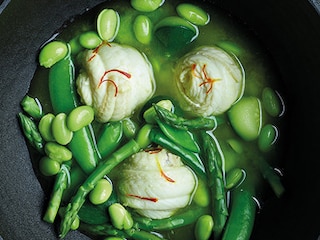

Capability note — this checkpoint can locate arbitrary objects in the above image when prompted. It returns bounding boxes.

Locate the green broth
[26,0,285,239]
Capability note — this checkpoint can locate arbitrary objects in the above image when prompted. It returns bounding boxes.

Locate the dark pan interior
[0,0,319,239]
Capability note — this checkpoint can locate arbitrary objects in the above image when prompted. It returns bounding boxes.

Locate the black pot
[0,0,319,239]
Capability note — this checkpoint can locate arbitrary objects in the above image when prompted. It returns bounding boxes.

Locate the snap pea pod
[59,125,151,238]
[201,132,228,240]
[43,161,71,223]
[153,104,220,131]
[222,187,256,240]
[134,206,207,231]
[97,121,123,158]
[18,113,44,153]
[48,55,99,174]
[149,128,205,178]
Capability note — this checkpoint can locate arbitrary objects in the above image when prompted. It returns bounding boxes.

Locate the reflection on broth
[18,0,286,239]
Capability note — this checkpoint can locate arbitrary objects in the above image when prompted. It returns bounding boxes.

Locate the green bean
[153,104,219,131]
[133,15,153,44]
[134,205,207,231]
[18,112,44,153]
[222,187,256,240]
[156,118,200,153]
[149,128,205,178]
[176,3,210,26]
[49,55,99,174]
[97,121,123,158]
[43,162,71,223]
[52,113,73,145]
[39,113,55,142]
[201,132,228,240]
[66,105,94,132]
[39,41,69,68]
[89,178,113,205]
[20,95,43,119]
[194,215,214,240]
[39,156,61,177]
[59,126,147,237]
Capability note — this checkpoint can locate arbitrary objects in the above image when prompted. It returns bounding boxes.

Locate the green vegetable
[52,113,73,145]
[134,205,207,231]
[59,126,147,237]
[39,41,69,68]
[201,132,228,240]
[49,56,99,174]
[43,162,71,223]
[130,0,164,12]
[153,104,219,131]
[38,113,55,142]
[228,96,262,141]
[39,156,61,176]
[258,124,278,152]
[108,203,133,230]
[66,105,94,132]
[194,215,214,240]
[133,15,152,44]
[44,142,72,163]
[176,3,210,26]
[156,119,200,153]
[122,118,137,139]
[193,179,210,207]
[89,178,113,205]
[97,121,123,158]
[97,8,120,42]
[222,187,256,240]
[143,99,173,124]
[20,95,43,119]
[70,216,80,230]
[225,168,246,190]
[18,112,44,152]
[79,31,102,49]
[262,87,283,117]
[149,128,205,178]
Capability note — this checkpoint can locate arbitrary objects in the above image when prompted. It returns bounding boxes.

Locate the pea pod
[49,56,99,174]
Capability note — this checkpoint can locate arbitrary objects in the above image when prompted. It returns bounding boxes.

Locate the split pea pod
[49,55,99,174]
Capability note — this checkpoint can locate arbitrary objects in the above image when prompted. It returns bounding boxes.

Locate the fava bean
[122,118,137,139]
[226,168,246,190]
[79,31,102,49]
[104,237,123,240]
[89,178,113,205]
[45,142,72,162]
[52,113,73,145]
[108,203,133,230]
[68,36,83,55]
[67,105,94,132]
[97,8,120,41]
[130,0,164,12]
[193,179,210,207]
[262,87,283,117]
[194,215,214,240]
[39,156,61,176]
[39,41,68,68]
[258,124,278,152]
[176,3,210,26]
[133,15,152,44]
[70,216,80,230]
[39,113,55,142]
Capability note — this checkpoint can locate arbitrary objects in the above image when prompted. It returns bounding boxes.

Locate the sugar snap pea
[49,55,99,174]
[201,132,228,240]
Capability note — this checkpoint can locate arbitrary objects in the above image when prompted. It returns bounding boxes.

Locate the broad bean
[133,15,152,44]
[122,118,137,139]
[130,0,164,12]
[258,124,278,152]
[176,3,209,26]
[226,168,246,190]
[79,31,102,49]
[39,156,61,176]
[39,41,68,68]
[39,113,55,142]
[70,216,80,230]
[193,179,210,207]
[108,203,133,230]
[44,142,72,163]
[52,113,73,145]
[262,87,282,117]
[89,178,113,205]
[97,8,120,41]
[67,105,94,132]
[194,215,214,240]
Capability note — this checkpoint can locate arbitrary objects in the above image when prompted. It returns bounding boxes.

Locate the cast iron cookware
[0,0,319,239]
